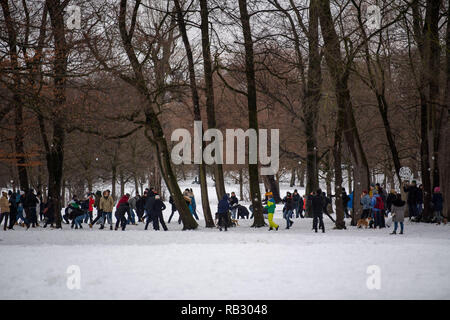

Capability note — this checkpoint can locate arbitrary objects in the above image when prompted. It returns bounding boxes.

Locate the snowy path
[1,216,449,300]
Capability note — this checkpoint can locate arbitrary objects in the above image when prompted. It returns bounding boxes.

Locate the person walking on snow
[390,193,406,235]
[282,191,294,229]
[312,189,325,233]
[266,193,279,231]
[151,195,168,231]
[217,194,230,231]
[99,190,114,230]
[432,187,444,224]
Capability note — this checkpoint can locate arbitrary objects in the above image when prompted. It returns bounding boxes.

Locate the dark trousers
[136,209,144,222]
[8,211,16,229]
[115,213,128,230]
[0,212,9,230]
[24,207,37,227]
[151,212,168,231]
[408,203,418,218]
[373,211,385,228]
[313,213,324,231]
[144,213,153,230]
[218,212,228,231]
[168,208,179,223]
[91,210,103,225]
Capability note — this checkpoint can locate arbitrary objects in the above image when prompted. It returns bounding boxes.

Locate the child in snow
[266,193,279,231]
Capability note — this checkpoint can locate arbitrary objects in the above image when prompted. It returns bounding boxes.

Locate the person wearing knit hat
[432,187,444,224]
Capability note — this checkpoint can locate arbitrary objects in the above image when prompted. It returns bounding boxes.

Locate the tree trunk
[440,6,450,220]
[238,0,264,227]
[46,0,68,229]
[318,0,369,225]
[289,168,295,187]
[174,0,214,227]
[199,0,226,201]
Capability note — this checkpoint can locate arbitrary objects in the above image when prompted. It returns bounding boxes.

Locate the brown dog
[357,218,369,228]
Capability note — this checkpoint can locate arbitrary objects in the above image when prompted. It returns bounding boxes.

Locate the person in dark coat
[7,191,17,230]
[136,192,147,222]
[403,180,420,219]
[311,189,325,233]
[217,194,230,231]
[144,191,157,229]
[89,191,103,227]
[229,192,239,219]
[292,189,303,218]
[43,196,55,228]
[432,187,444,224]
[282,191,294,229]
[150,195,168,231]
[115,194,130,230]
[115,202,130,231]
[23,189,39,228]
[386,189,397,213]
[168,195,180,224]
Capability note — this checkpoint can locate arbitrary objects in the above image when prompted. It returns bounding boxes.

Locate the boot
[115,226,118,231]
[390,231,396,235]
[275,226,279,231]
[314,228,318,233]
[399,231,403,234]
[89,223,93,228]
[269,227,273,231]
[99,224,104,230]
[110,225,113,230]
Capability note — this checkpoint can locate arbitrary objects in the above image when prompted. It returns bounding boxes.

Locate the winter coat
[23,191,38,208]
[0,195,10,213]
[341,192,350,209]
[151,199,166,216]
[347,192,354,209]
[292,193,301,206]
[386,193,396,211]
[311,194,323,215]
[88,197,95,212]
[136,196,146,211]
[94,191,102,208]
[391,199,406,222]
[360,194,371,210]
[115,202,129,217]
[432,193,443,211]
[371,194,382,212]
[218,195,230,214]
[403,185,420,205]
[229,195,239,208]
[99,196,114,212]
[145,195,156,213]
[265,198,276,214]
[128,196,138,210]
[282,196,294,211]
[116,195,129,209]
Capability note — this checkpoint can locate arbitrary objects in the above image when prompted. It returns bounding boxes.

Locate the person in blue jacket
[217,194,230,231]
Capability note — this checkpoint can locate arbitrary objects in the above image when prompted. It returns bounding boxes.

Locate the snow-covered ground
[1,181,449,300]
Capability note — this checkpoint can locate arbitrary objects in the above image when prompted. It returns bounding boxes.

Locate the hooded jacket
[218,195,230,214]
[100,195,114,212]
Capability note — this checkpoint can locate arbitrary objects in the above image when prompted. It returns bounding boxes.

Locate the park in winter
[0,0,449,301]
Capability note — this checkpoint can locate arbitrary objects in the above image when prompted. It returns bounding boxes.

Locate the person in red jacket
[84,193,96,224]
[116,194,130,209]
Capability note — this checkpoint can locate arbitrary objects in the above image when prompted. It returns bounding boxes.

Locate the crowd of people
[0,180,445,233]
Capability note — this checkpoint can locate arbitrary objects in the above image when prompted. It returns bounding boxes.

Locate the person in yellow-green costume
[265,193,279,231]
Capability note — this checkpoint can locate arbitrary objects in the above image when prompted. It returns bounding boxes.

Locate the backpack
[375,196,384,210]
